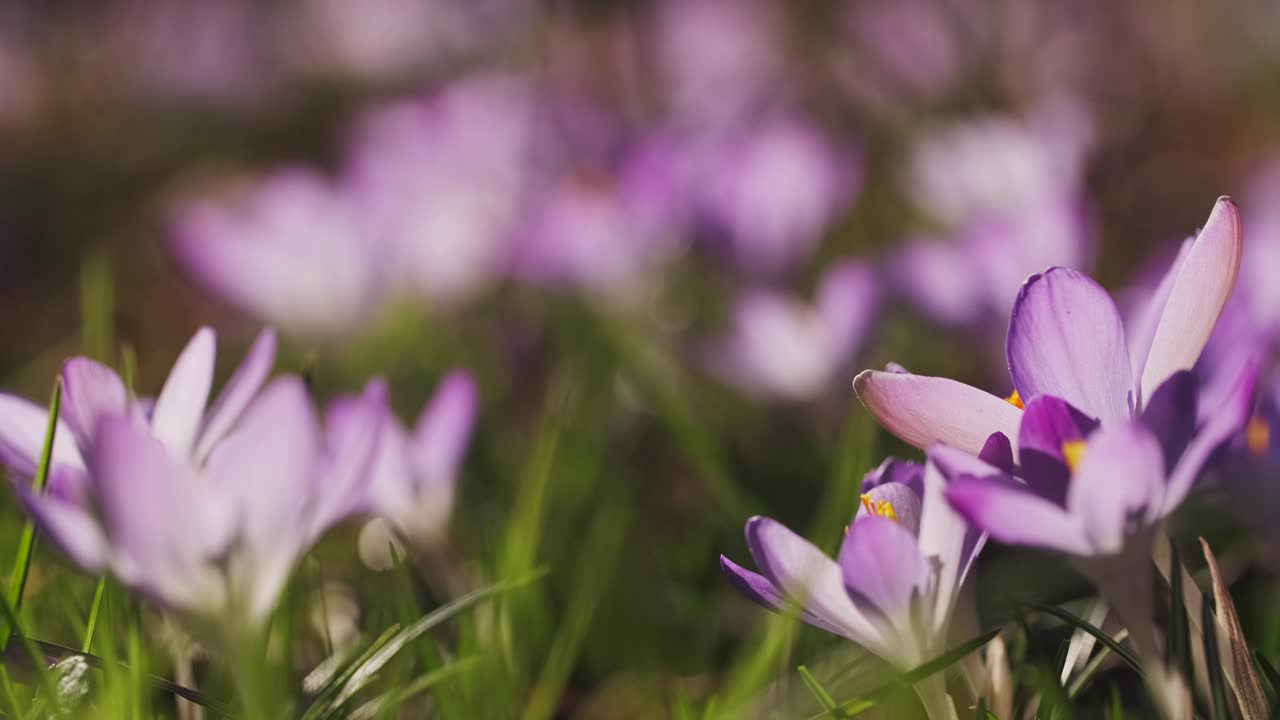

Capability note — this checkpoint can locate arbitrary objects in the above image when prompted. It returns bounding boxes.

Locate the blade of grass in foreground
[807,628,1001,720]
[1027,603,1144,678]
[303,569,548,720]
[1,380,61,652]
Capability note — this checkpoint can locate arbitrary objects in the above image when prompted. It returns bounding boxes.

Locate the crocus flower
[890,106,1094,330]
[857,197,1242,458]
[655,0,783,132]
[330,372,477,549]
[706,262,877,401]
[171,168,384,340]
[0,328,378,624]
[940,363,1258,658]
[721,456,985,718]
[344,73,533,306]
[511,140,689,301]
[690,117,861,275]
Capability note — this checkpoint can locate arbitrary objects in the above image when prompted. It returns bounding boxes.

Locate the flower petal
[946,476,1090,555]
[91,416,225,614]
[411,371,478,489]
[855,481,922,535]
[853,370,1023,457]
[745,516,888,654]
[1127,237,1192,388]
[151,327,217,457]
[319,380,393,537]
[1139,198,1243,403]
[839,516,928,624]
[18,486,107,572]
[1018,395,1097,505]
[918,459,985,635]
[0,393,83,474]
[60,358,129,450]
[1138,370,1197,474]
[202,376,321,620]
[861,457,924,496]
[1006,267,1132,423]
[1067,422,1165,554]
[1162,356,1260,514]
[194,328,277,463]
[978,432,1015,475]
[719,555,851,637]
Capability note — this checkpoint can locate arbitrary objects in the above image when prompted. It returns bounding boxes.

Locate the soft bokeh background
[3,1,1280,717]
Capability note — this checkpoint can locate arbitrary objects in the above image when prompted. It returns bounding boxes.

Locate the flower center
[1005,390,1024,409]
[860,493,899,522]
[1248,417,1271,457]
[1062,440,1086,473]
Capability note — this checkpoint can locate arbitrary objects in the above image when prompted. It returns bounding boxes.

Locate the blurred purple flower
[706,262,878,401]
[278,0,523,83]
[512,139,689,300]
[171,168,384,340]
[721,457,984,716]
[690,118,861,275]
[858,198,1242,457]
[655,0,783,131]
[892,106,1094,327]
[344,74,533,305]
[941,367,1258,657]
[1,328,378,623]
[330,372,477,549]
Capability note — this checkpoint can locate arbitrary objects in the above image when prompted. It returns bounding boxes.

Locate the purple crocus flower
[511,139,690,301]
[891,106,1094,329]
[171,168,384,341]
[721,456,986,718]
[344,73,533,306]
[857,197,1242,458]
[329,371,477,549]
[939,364,1258,658]
[706,262,878,401]
[1,328,378,624]
[690,117,861,275]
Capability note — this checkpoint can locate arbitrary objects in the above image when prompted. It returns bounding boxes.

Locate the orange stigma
[1248,417,1271,457]
[1006,390,1024,409]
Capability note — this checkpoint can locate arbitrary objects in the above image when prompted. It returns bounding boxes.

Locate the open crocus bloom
[707,262,878,401]
[855,197,1242,458]
[329,371,477,549]
[940,363,1258,657]
[721,457,985,718]
[0,328,379,624]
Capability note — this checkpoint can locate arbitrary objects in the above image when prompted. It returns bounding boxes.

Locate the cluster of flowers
[721,198,1259,716]
[165,0,1095,405]
[0,328,476,628]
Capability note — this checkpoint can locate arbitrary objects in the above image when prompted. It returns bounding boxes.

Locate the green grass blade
[1,380,62,652]
[79,250,114,362]
[306,569,547,719]
[798,665,844,717]
[810,628,1001,720]
[80,579,106,654]
[1028,603,1144,678]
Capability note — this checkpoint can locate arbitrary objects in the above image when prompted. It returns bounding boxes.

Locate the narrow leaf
[1,380,62,651]
[798,665,843,716]
[1202,588,1230,720]
[1201,538,1269,720]
[1028,603,1144,678]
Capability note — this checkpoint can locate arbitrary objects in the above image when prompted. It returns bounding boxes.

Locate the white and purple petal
[853,370,1023,457]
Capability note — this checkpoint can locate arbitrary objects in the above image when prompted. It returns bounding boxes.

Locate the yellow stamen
[1062,440,1086,473]
[860,493,899,522]
[1248,417,1271,457]
[1006,390,1024,409]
